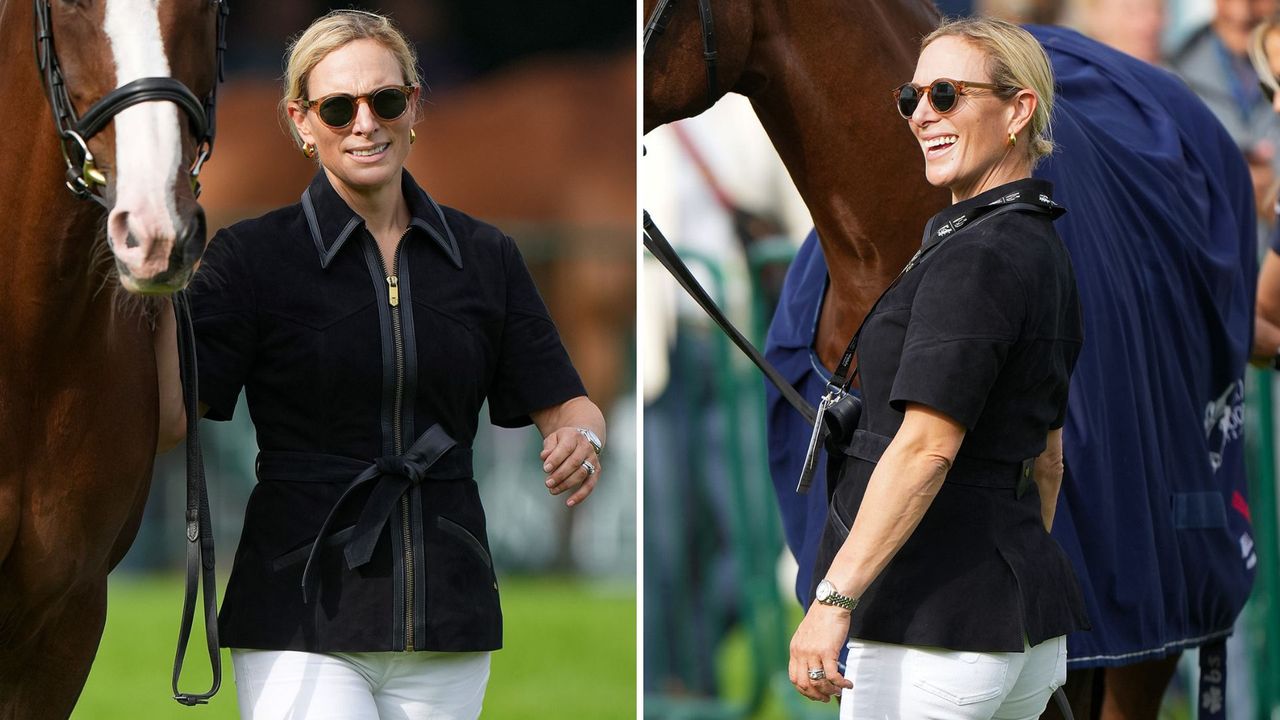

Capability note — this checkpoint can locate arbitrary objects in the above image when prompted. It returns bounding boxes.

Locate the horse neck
[743,0,947,348]
[0,0,115,351]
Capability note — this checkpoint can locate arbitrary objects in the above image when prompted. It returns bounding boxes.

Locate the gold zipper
[378,226,414,650]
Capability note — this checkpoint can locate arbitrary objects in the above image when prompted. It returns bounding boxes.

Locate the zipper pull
[386,276,399,307]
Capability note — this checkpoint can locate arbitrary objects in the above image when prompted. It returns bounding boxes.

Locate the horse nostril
[108,209,135,250]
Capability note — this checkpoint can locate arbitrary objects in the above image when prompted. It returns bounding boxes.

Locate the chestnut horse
[0,0,223,716]
[644,1,1257,718]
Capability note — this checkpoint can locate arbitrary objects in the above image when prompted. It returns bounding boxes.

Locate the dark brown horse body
[644,1,1200,716]
[0,1,218,716]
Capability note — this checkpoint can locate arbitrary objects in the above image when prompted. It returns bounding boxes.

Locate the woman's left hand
[539,427,601,507]
[788,603,854,703]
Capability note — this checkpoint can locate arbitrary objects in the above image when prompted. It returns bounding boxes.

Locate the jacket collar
[300,169,463,270]
[924,177,1064,247]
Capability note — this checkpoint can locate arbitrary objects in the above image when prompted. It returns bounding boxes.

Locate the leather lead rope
[642,211,817,425]
[170,291,222,705]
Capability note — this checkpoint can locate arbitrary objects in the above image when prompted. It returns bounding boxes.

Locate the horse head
[642,0,756,132]
[38,0,226,295]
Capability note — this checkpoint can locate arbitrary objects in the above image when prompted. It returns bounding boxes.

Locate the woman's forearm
[822,405,964,601]
[154,298,187,454]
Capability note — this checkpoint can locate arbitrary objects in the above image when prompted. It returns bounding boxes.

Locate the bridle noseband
[643,0,719,109]
[34,0,230,208]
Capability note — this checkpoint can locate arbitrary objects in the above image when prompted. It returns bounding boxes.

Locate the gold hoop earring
[302,143,317,159]
[1007,133,1017,148]
[410,129,417,145]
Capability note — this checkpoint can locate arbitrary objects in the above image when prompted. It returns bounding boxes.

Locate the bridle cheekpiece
[643,0,720,108]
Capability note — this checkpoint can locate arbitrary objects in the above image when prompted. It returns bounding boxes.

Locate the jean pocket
[910,649,1009,706]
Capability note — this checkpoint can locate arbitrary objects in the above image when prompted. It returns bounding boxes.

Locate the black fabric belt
[840,429,1035,494]
[255,424,473,603]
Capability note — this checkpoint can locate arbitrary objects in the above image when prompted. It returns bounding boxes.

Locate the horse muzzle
[112,205,206,295]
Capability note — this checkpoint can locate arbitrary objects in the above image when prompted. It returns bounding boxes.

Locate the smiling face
[907,36,1035,203]
[288,39,418,199]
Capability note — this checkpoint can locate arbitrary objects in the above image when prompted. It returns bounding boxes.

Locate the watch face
[816,580,833,602]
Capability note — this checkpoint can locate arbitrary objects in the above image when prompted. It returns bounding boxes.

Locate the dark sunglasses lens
[930,81,958,113]
[372,88,409,121]
[318,96,356,127]
[896,85,919,118]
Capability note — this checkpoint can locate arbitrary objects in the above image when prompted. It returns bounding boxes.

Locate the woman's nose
[351,100,379,135]
[912,95,937,125]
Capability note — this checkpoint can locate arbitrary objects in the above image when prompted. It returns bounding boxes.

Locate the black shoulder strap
[826,200,1048,391]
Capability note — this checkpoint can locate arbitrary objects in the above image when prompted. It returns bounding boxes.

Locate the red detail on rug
[1231,490,1251,523]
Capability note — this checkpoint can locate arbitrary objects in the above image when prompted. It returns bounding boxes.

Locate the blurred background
[641,0,1280,718]
[78,2,635,718]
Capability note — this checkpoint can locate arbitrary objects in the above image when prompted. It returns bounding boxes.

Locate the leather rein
[33,0,230,706]
[643,0,719,108]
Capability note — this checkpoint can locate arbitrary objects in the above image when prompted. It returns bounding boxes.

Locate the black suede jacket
[188,169,585,652]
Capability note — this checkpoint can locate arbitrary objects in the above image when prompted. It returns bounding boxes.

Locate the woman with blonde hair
[787,17,1087,719]
[157,9,605,719]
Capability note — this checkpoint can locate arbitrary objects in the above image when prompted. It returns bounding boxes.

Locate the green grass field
[74,574,634,719]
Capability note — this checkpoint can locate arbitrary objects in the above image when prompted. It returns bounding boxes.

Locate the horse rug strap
[171,291,222,706]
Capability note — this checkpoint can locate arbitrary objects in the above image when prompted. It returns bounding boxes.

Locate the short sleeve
[486,236,586,427]
[889,241,1025,429]
[187,228,256,421]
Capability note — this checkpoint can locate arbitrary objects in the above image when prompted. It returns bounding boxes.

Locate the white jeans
[231,649,491,720]
[839,635,1067,720]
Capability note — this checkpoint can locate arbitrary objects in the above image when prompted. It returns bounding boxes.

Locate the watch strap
[817,580,858,611]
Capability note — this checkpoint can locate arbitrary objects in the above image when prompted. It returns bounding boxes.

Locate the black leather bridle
[643,0,720,108]
[34,0,229,208]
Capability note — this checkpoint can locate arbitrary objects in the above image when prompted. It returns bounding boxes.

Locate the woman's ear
[409,86,423,125]
[1009,88,1038,138]
[287,100,315,147]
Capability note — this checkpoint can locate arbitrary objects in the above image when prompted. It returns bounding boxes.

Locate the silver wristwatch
[815,579,858,611]
[576,427,603,455]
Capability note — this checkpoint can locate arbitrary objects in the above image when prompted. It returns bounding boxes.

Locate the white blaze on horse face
[103,0,183,282]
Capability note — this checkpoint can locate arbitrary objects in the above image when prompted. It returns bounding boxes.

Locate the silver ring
[808,667,826,681]
[581,460,596,476]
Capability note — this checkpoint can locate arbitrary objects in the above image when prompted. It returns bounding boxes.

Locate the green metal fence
[1247,369,1280,719]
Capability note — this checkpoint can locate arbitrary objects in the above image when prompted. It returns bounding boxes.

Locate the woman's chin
[923,165,952,190]
[332,162,403,194]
